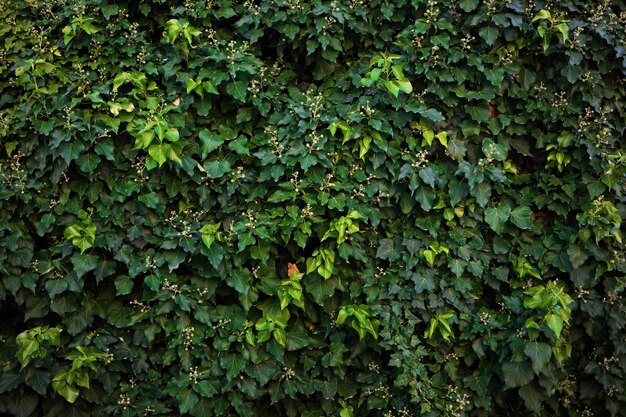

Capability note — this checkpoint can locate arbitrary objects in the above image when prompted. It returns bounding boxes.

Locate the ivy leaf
[464,102,491,123]
[502,361,534,388]
[227,270,251,294]
[567,245,588,269]
[114,275,134,295]
[412,270,436,293]
[545,314,563,338]
[481,138,508,161]
[471,182,491,208]
[414,187,436,211]
[76,153,101,174]
[484,67,505,86]
[6,391,39,417]
[524,341,552,373]
[70,253,99,278]
[376,238,396,260]
[510,206,533,229]
[226,81,247,101]
[459,0,479,12]
[199,130,225,157]
[204,160,231,178]
[228,136,250,156]
[55,383,79,403]
[518,384,543,412]
[25,369,51,396]
[384,80,400,97]
[36,214,56,236]
[396,79,412,94]
[285,323,316,351]
[148,143,169,167]
[315,377,337,400]
[479,27,499,46]
[219,354,246,381]
[448,179,469,206]
[191,399,214,417]
[250,244,270,263]
[177,389,199,414]
[0,372,23,394]
[419,107,445,122]
[485,203,511,234]
[247,360,278,387]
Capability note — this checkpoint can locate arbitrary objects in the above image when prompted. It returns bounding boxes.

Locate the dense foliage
[1,0,625,416]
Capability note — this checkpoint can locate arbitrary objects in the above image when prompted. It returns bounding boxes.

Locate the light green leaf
[148,143,169,167]
[545,314,563,338]
[532,10,552,22]
[384,80,400,97]
[397,79,412,94]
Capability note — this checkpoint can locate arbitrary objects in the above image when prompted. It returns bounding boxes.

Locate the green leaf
[524,341,552,373]
[459,0,479,12]
[502,361,534,388]
[448,179,469,206]
[6,391,39,417]
[413,271,436,293]
[479,27,499,46]
[228,136,250,156]
[73,236,95,254]
[114,275,134,295]
[545,314,563,338]
[484,203,511,234]
[177,389,199,414]
[285,323,316,351]
[148,143,169,167]
[555,23,569,41]
[532,10,552,22]
[191,399,214,417]
[481,138,508,161]
[424,318,437,339]
[199,130,224,158]
[471,182,491,208]
[76,153,101,174]
[464,102,491,123]
[414,187,436,211]
[101,4,119,19]
[227,270,251,294]
[164,128,179,142]
[396,79,412,94]
[25,369,51,396]
[204,160,231,178]
[56,382,80,403]
[36,214,56,236]
[567,245,588,269]
[384,80,400,97]
[315,377,337,400]
[0,372,23,394]
[250,244,270,263]
[138,192,159,209]
[70,253,99,278]
[226,80,247,101]
[219,353,246,381]
[510,206,533,229]
[376,238,395,260]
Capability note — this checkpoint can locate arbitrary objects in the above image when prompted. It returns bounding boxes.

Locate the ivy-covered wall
[1,0,625,416]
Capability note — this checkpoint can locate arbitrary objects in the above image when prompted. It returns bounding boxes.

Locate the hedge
[0,0,625,416]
